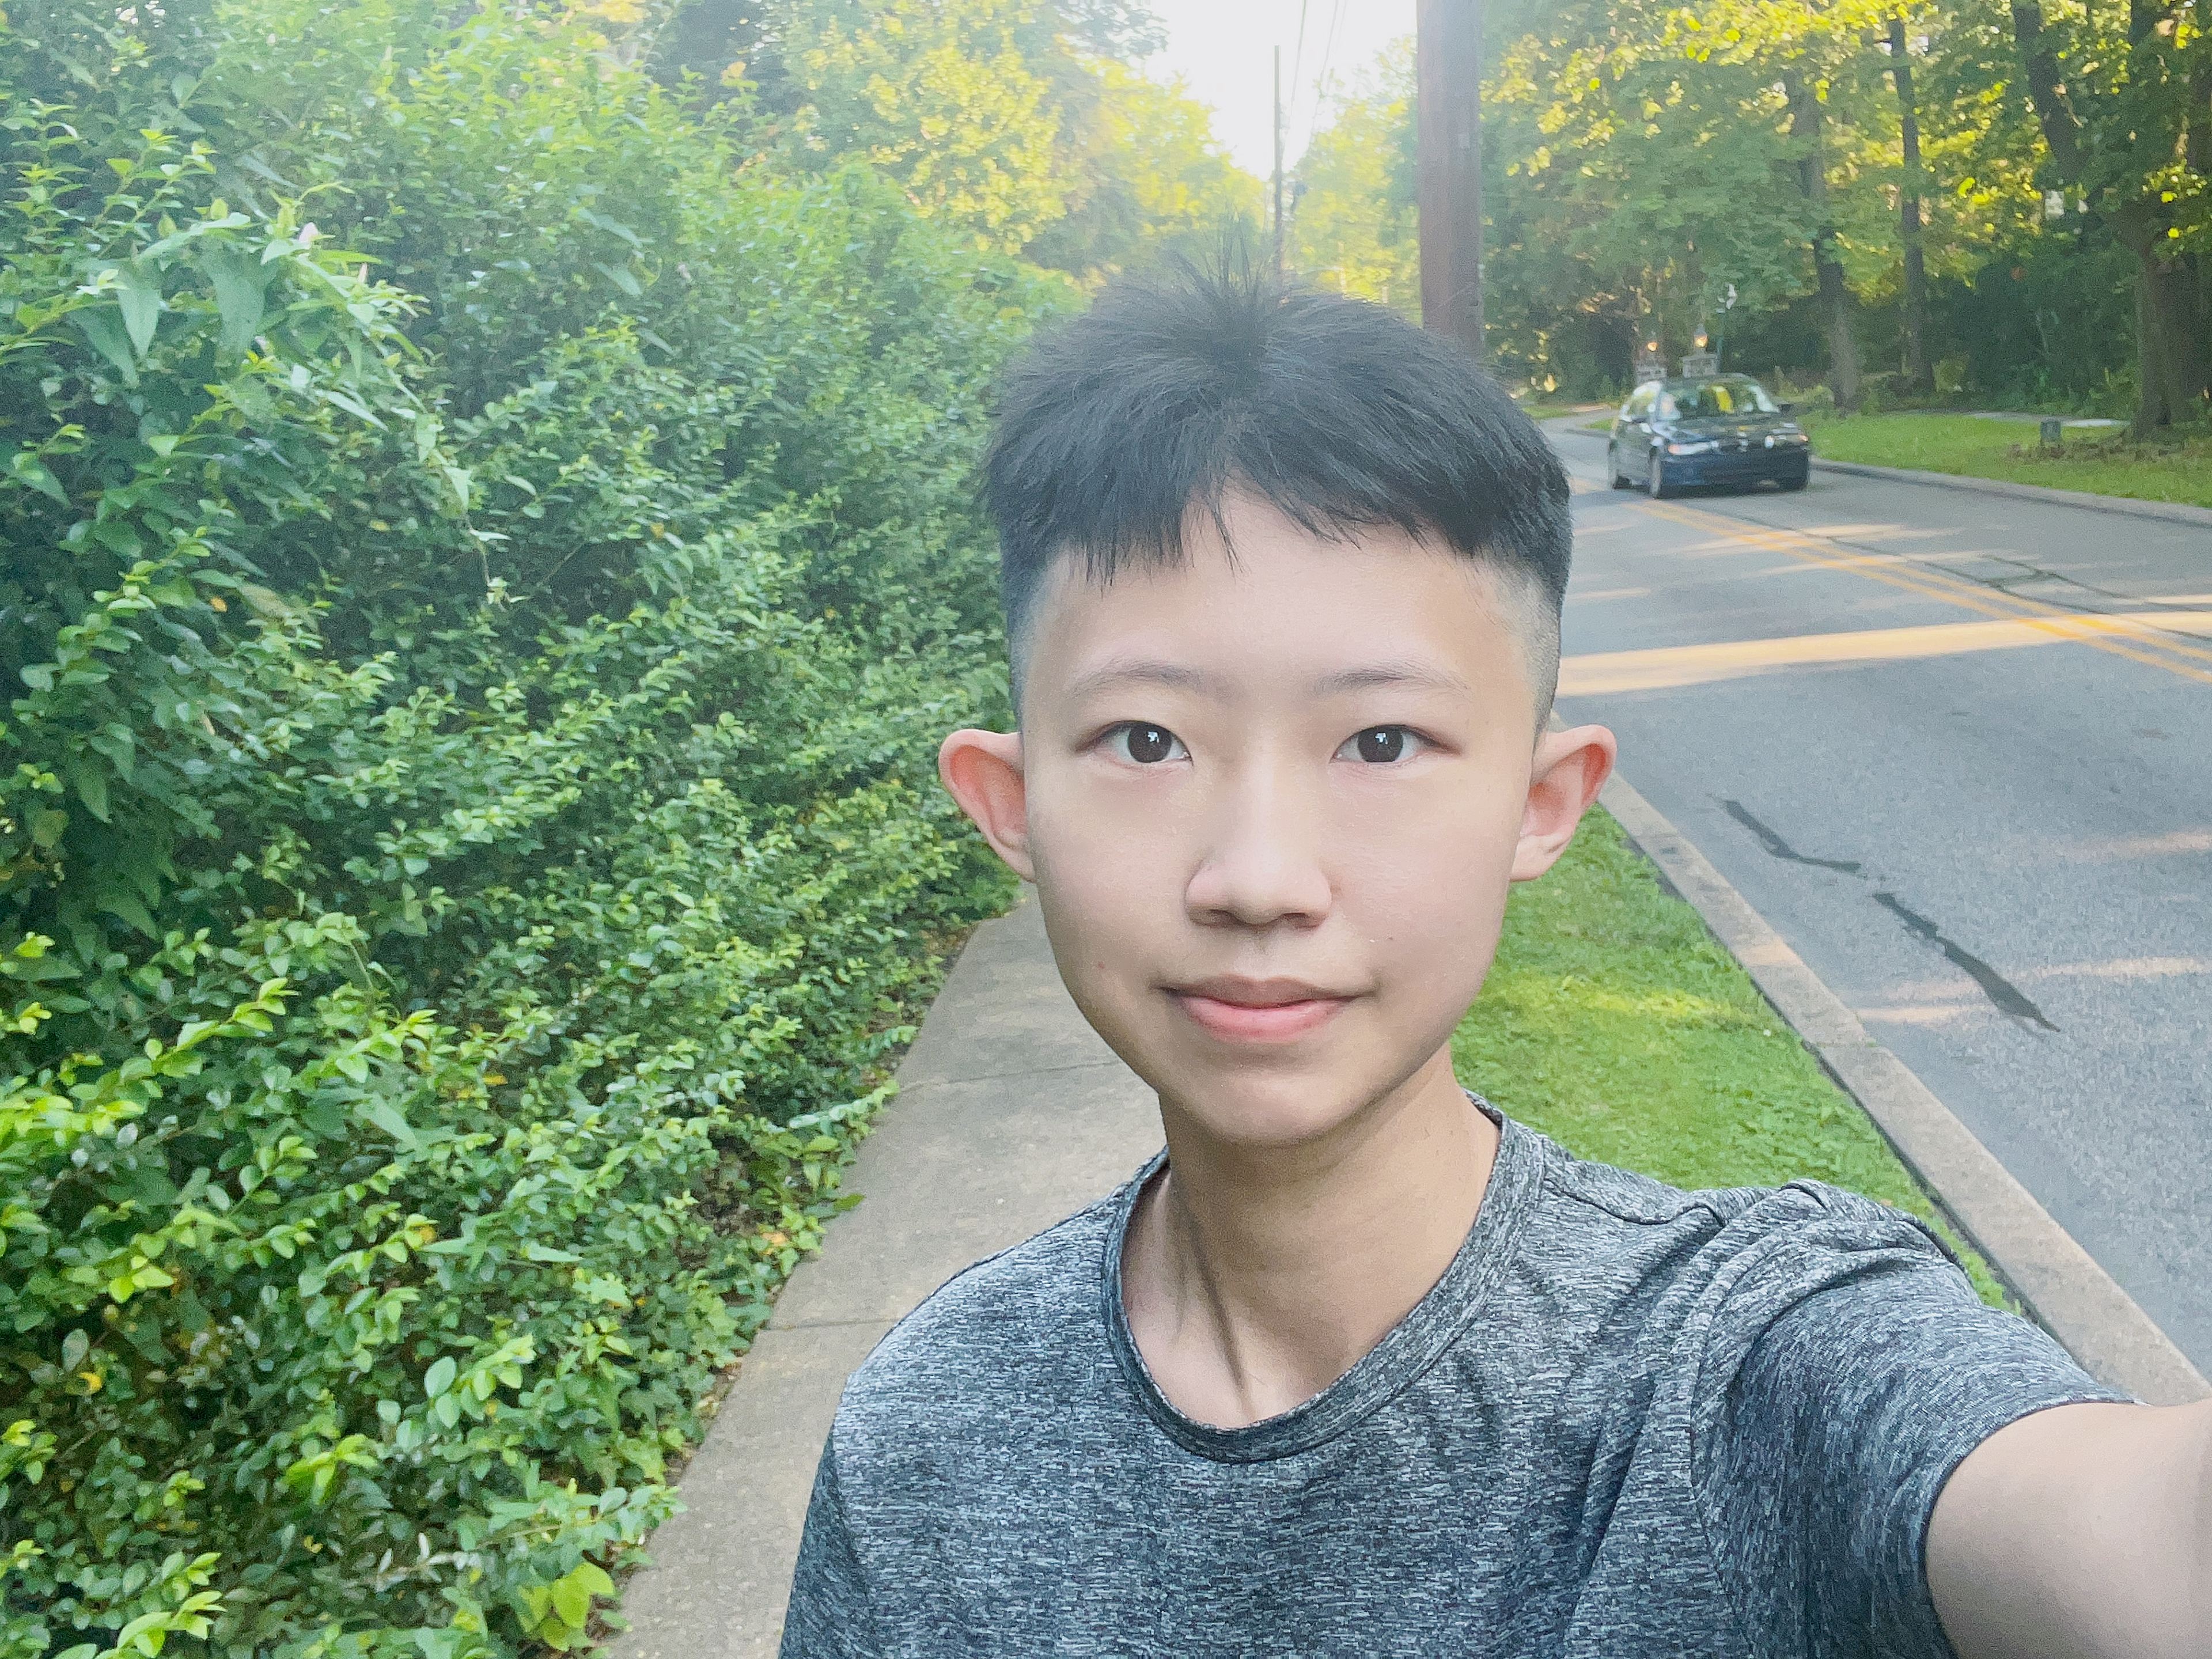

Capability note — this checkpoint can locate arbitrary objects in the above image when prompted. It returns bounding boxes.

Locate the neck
[1122,1046,1500,1429]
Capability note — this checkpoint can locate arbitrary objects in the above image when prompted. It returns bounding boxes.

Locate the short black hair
[982,263,1571,711]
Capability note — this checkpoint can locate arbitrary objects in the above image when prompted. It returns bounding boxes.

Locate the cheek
[1025,770,1191,945]
[1337,785,1521,979]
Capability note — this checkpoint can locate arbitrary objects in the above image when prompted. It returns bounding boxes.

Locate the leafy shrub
[0,2,1055,1653]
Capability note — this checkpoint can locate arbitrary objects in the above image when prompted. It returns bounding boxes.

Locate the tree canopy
[1291,0,2202,425]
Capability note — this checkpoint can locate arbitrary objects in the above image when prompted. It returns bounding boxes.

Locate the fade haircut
[982,263,1573,719]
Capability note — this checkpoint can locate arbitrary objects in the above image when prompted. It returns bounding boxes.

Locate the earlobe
[938,728,1036,881]
[1511,724,1618,882]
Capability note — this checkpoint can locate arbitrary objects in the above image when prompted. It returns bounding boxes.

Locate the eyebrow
[1064,658,1472,702]
[1309,662,1472,695]
[1062,659,1226,702]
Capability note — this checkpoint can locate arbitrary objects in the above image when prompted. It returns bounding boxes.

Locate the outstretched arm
[1929,1398,2211,1658]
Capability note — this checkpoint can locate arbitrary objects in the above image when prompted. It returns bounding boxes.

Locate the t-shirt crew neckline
[1099,1097,1546,1464]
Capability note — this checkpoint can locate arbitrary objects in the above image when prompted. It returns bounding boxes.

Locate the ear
[1511,724,1617,882]
[938,728,1035,881]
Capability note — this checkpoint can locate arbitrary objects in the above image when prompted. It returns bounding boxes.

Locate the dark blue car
[1607,375,1812,497]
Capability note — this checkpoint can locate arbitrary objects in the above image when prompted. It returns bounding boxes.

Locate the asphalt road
[1545,415,2212,1373]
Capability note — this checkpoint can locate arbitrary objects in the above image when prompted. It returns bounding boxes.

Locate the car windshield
[1659,379,1780,418]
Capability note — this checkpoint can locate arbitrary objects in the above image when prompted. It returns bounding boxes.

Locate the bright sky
[1139,0,1415,181]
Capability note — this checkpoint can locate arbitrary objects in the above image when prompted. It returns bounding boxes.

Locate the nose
[1183,760,1333,930]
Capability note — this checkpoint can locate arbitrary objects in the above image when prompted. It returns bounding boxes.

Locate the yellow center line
[1631,497,2212,687]
[1559,613,2212,697]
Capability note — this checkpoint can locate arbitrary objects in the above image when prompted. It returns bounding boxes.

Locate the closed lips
[1168,978,1354,1040]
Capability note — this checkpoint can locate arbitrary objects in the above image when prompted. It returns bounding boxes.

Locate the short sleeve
[780,1433,882,1659]
[1691,1187,2127,1659]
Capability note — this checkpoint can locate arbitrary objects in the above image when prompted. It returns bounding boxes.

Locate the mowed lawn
[1808,411,2212,509]
[1454,808,2012,1306]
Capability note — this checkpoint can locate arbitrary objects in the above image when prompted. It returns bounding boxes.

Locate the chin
[1159,1070,1389,1151]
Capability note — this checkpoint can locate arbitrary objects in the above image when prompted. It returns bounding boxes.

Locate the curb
[1599,773,2210,1407]
[1808,457,2212,529]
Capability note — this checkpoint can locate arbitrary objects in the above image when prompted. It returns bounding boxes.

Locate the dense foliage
[652,0,1257,281]
[0,0,1195,1650]
[1291,0,2212,423]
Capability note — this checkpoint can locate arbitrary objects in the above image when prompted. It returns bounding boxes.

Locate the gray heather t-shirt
[783,1107,2123,1657]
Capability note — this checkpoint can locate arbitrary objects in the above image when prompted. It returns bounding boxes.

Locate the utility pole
[1416,0,1482,357]
[1272,45,1285,280]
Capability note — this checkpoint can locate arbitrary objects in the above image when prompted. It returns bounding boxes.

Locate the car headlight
[1776,430,1809,444]
[1666,440,1717,455]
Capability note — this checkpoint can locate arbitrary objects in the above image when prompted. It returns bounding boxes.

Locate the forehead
[1021,497,1532,706]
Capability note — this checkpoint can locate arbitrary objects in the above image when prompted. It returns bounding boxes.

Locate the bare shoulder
[1929,1396,2212,1659]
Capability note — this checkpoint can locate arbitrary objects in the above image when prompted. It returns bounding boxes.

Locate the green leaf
[226,376,274,425]
[72,306,139,386]
[423,1357,456,1399]
[115,264,163,355]
[593,261,643,298]
[99,891,158,937]
[1,952,78,982]
[198,248,267,354]
[365,1099,417,1149]
[578,208,643,248]
[548,1580,588,1630]
[66,763,109,824]
[8,450,68,503]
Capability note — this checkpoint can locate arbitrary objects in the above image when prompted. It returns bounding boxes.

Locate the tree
[776,0,1071,249]
[1024,60,1262,280]
[719,0,1248,279]
[1477,0,1855,388]
[1785,66,1867,408]
[2008,0,2212,430]
[1292,50,1421,315]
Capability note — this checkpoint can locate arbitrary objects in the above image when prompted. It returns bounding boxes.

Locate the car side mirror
[1778,402,1797,415]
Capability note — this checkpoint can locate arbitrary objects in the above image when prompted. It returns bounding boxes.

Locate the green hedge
[0,3,1058,1653]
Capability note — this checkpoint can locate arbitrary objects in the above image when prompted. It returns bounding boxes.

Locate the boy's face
[941,497,1613,1152]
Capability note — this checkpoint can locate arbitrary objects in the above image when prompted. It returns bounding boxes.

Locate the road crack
[1721,799,1862,873]
[1871,892,2059,1032]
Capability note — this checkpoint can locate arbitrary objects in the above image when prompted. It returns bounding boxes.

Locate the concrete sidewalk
[610,893,1158,1659]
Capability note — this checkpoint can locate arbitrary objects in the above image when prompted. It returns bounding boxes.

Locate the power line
[1305,0,1349,151]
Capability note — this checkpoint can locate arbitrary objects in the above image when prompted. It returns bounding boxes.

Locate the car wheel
[1645,450,1671,499]
[1779,468,1808,493]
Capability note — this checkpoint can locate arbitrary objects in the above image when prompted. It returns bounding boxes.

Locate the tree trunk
[1888,15,1932,395]
[1786,74,1862,411]
[2014,0,2208,434]
[2113,204,2209,431]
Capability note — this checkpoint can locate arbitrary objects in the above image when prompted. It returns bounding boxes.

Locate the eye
[1107,722,1188,765]
[1336,725,1425,764]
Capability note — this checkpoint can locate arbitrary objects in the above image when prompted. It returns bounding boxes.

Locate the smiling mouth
[1167,978,1355,1043]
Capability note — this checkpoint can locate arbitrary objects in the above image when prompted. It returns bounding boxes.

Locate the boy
[782,271,2209,1656]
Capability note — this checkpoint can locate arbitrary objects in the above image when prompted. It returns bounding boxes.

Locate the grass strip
[1453,807,2011,1307]
[1805,411,2212,509]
